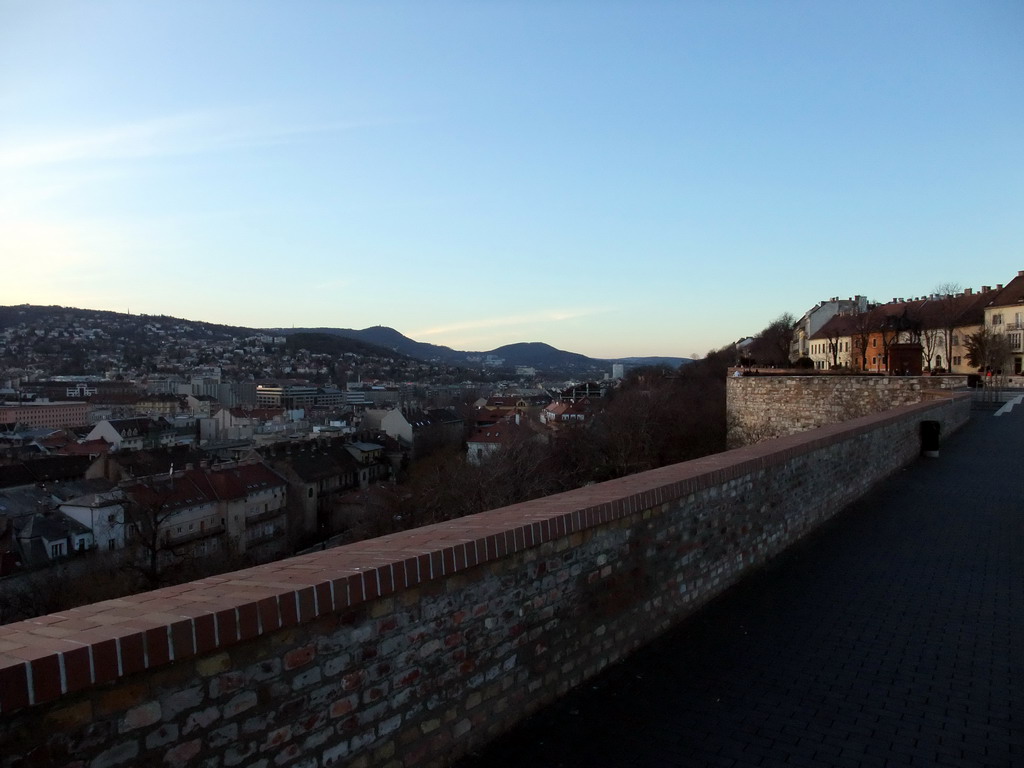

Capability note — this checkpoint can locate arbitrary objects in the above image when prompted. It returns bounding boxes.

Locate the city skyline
[2,2,1022,358]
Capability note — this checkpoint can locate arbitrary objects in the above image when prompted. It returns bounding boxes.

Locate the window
[992,314,1003,325]
[50,542,65,558]
[108,539,116,551]
[872,338,877,347]
[954,356,961,366]
[952,334,959,346]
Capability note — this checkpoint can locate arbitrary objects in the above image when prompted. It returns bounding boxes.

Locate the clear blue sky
[2,1,1022,359]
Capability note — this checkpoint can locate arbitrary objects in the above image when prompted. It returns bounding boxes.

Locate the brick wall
[0,396,970,768]
[726,374,967,446]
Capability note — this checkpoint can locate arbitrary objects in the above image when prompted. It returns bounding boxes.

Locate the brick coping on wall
[0,396,967,716]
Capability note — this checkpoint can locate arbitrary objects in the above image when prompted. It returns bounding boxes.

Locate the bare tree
[824,325,845,369]
[850,309,876,371]
[920,328,944,371]
[120,477,243,589]
[933,283,962,370]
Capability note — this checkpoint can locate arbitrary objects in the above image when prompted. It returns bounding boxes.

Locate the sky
[2,1,1022,359]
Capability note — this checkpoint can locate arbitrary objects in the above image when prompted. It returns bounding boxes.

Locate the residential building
[0,401,91,430]
[256,384,318,409]
[135,393,185,418]
[791,296,868,361]
[983,271,1024,374]
[59,489,129,552]
[465,416,535,465]
[120,459,288,563]
[14,512,94,567]
[85,418,176,452]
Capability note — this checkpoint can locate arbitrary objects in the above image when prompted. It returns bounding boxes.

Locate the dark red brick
[296,587,315,622]
[257,597,281,633]
[62,645,92,692]
[453,545,467,571]
[193,614,217,654]
[430,550,444,577]
[314,581,332,614]
[279,591,299,627]
[362,570,380,600]
[379,564,394,596]
[416,553,431,581]
[237,602,260,641]
[169,619,195,660]
[283,644,316,671]
[0,661,30,713]
[345,573,366,606]
[119,632,146,676]
[216,608,239,645]
[145,625,171,667]
[92,638,119,683]
[506,527,519,551]
[30,654,62,705]
[465,542,479,568]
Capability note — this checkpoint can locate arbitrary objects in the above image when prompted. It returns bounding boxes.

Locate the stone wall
[726,374,967,446]
[0,396,971,768]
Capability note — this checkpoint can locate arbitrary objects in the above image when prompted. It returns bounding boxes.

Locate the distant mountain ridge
[272,326,691,372]
[0,306,690,375]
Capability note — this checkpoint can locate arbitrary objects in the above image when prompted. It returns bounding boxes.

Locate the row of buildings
[790,271,1024,375]
[0,385,602,590]
[0,432,401,586]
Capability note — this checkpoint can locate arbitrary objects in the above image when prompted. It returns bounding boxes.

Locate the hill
[276,326,461,362]
[282,332,410,359]
[0,307,691,377]
[271,326,693,374]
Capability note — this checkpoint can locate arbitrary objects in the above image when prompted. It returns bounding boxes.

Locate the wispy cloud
[0,110,412,170]
[413,308,602,339]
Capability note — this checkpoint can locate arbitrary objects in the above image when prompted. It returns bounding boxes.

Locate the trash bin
[920,420,940,458]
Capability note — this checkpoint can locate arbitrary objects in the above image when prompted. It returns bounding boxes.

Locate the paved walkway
[456,406,1023,768]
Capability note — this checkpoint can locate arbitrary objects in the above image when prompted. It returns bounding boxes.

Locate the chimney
[982,286,991,292]
[964,288,973,295]
[1018,270,1024,277]
[996,284,1003,291]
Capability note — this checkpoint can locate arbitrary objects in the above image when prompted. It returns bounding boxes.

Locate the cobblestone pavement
[456,407,1023,768]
